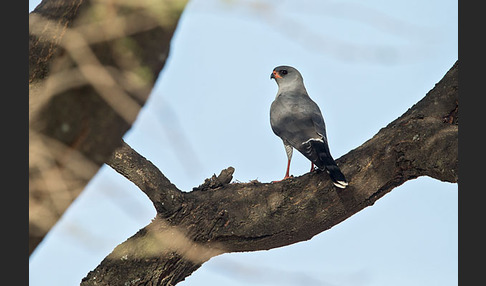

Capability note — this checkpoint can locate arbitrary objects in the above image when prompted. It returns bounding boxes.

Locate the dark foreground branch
[82,61,458,285]
[29,0,189,255]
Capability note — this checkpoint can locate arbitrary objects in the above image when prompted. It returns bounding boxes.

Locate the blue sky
[29,0,458,285]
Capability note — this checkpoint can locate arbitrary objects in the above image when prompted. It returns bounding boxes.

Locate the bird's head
[270,65,304,88]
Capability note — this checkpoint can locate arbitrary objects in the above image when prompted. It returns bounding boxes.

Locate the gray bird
[270,65,348,188]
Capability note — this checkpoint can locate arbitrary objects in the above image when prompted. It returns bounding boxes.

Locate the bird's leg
[272,144,293,183]
[310,162,315,173]
[284,158,291,179]
[282,143,293,179]
[272,158,291,183]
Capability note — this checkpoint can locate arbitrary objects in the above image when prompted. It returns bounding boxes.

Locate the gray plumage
[270,65,348,188]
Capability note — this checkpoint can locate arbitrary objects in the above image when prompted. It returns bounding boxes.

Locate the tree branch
[82,61,458,285]
[29,0,189,255]
[106,140,184,216]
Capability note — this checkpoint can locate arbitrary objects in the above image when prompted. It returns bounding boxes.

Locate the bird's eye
[280,70,288,75]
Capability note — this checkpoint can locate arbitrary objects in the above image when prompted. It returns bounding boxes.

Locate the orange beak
[271,70,282,79]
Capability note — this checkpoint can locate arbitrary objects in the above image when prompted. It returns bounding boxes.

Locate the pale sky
[29,0,458,285]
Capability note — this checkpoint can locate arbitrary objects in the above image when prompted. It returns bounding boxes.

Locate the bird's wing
[279,96,333,167]
[308,100,328,142]
[271,94,323,147]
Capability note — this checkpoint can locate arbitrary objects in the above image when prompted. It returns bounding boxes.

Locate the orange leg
[272,159,291,183]
[284,158,291,179]
[310,162,315,173]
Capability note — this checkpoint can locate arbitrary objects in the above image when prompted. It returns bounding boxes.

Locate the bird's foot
[271,175,293,183]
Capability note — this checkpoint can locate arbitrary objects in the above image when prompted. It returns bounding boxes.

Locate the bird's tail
[325,164,348,189]
[309,141,348,189]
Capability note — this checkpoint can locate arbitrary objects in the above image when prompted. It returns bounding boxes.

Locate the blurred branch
[82,61,458,285]
[28,0,189,255]
[30,13,142,123]
[244,0,438,64]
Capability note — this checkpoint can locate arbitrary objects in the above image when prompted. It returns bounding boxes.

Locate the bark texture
[29,0,188,255]
[82,61,458,285]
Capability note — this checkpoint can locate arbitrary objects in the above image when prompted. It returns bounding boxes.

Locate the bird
[269,65,348,188]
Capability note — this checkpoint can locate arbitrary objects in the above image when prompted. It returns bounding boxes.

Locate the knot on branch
[193,167,235,191]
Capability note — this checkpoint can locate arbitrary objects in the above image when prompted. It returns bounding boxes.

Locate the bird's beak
[271,70,281,79]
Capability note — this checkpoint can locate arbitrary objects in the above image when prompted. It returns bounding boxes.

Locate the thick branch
[83,61,458,285]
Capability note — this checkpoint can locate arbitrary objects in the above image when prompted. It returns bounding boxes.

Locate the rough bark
[81,61,458,285]
[28,0,189,255]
